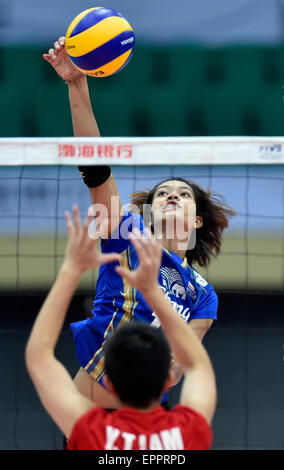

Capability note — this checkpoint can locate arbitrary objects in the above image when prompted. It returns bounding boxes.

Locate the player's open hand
[43,36,84,83]
[115,227,162,294]
[63,205,121,275]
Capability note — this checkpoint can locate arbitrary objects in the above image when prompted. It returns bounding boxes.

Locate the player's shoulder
[186,266,218,316]
[170,405,213,449]
[114,210,144,235]
[189,266,211,288]
[75,405,108,428]
[161,252,216,297]
[185,264,216,296]
[171,403,206,417]
[101,210,144,252]
[170,404,212,431]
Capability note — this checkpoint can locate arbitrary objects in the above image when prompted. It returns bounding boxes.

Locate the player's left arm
[25,206,121,438]
[25,265,95,438]
[190,284,218,340]
[171,289,217,384]
[170,318,213,385]
[190,318,214,341]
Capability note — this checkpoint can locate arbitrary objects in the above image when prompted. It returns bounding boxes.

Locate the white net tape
[0,136,284,165]
[0,135,283,291]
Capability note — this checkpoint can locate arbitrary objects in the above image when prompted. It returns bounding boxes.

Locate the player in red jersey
[25,206,217,450]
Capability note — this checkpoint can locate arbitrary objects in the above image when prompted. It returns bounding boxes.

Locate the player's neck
[161,236,187,260]
[120,400,161,413]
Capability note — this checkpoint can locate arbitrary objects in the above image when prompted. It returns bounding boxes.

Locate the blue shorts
[70,317,108,386]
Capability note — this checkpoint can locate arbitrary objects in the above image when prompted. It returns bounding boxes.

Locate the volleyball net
[1,136,284,450]
[1,135,284,293]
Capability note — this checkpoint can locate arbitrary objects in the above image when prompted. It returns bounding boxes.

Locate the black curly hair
[130,177,235,268]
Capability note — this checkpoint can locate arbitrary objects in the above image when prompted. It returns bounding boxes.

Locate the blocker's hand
[63,205,121,275]
[43,36,84,83]
[115,227,162,295]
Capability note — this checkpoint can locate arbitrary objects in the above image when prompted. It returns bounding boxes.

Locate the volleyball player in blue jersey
[44,38,235,409]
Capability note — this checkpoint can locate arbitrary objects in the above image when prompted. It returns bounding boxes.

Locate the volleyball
[65,7,135,77]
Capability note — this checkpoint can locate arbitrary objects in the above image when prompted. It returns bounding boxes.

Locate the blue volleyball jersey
[70,211,218,386]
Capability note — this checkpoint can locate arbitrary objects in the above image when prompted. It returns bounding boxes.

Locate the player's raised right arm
[43,36,100,136]
[43,36,123,238]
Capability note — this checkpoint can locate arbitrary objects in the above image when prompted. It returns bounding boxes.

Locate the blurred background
[0,0,283,450]
[1,0,284,138]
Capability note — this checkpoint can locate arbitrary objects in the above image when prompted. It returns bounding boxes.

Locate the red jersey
[67,404,212,450]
